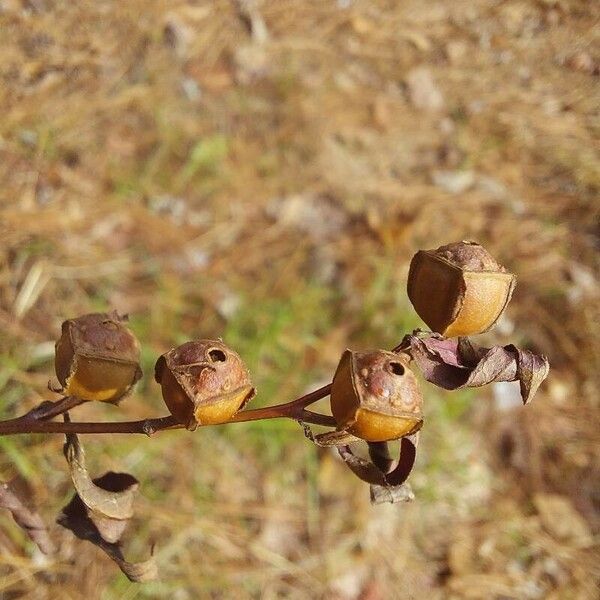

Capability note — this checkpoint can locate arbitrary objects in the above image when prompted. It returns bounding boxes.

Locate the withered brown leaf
[337,434,419,494]
[0,479,55,555]
[63,433,138,525]
[300,423,362,447]
[406,334,549,403]
[370,482,414,505]
[337,445,390,486]
[59,432,157,582]
[58,476,157,582]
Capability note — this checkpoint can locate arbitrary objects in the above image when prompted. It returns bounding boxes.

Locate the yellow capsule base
[66,357,136,402]
[347,408,420,442]
[442,272,515,337]
[194,386,254,425]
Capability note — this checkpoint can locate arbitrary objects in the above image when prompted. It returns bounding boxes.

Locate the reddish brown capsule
[330,350,423,442]
[154,340,256,429]
[407,240,516,337]
[55,312,142,403]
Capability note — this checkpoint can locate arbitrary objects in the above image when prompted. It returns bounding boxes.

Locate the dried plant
[0,241,549,582]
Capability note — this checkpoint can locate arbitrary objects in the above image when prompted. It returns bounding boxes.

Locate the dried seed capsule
[330,350,423,442]
[407,240,516,337]
[154,340,256,429]
[55,312,142,403]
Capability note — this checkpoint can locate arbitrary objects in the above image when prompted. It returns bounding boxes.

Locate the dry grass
[0,0,599,598]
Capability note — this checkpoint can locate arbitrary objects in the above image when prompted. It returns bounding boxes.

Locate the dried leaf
[370,483,414,505]
[387,435,419,486]
[64,432,138,521]
[0,479,55,555]
[300,423,362,447]
[407,335,549,403]
[337,435,418,488]
[367,442,395,474]
[60,431,158,582]
[58,480,158,582]
[338,445,388,486]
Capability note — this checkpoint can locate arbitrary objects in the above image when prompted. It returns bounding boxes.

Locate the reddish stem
[0,384,335,435]
[0,416,179,436]
[29,396,86,421]
[228,383,332,423]
[0,396,85,428]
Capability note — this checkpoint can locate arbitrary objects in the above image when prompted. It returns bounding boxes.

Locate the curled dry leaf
[337,445,388,486]
[368,441,396,474]
[0,479,55,555]
[337,434,419,500]
[406,334,549,404]
[300,423,362,447]
[64,433,138,526]
[59,432,157,582]
[370,483,414,505]
[58,479,158,583]
[300,422,419,503]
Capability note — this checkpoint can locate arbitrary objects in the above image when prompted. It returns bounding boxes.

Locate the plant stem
[28,396,86,421]
[0,396,86,428]
[228,383,332,423]
[0,332,423,437]
[0,384,335,435]
[0,416,180,436]
[0,330,423,437]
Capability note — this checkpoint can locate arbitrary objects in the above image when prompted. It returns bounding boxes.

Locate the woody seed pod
[407,241,516,337]
[154,340,256,429]
[55,312,142,403]
[330,350,423,442]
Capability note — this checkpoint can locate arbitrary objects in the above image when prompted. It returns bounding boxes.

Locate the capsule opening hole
[208,348,227,362]
[388,362,405,376]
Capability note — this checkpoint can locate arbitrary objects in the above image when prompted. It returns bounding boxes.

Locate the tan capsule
[407,240,516,337]
[154,340,255,429]
[54,312,142,403]
[330,350,423,442]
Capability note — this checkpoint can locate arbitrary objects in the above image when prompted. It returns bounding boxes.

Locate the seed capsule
[55,312,142,403]
[154,340,256,429]
[407,240,516,337]
[330,350,423,442]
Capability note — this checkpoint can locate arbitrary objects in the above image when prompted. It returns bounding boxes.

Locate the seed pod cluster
[330,349,423,442]
[55,312,142,403]
[407,240,516,337]
[154,340,256,429]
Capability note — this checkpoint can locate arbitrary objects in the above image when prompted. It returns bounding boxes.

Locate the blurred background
[0,0,598,598]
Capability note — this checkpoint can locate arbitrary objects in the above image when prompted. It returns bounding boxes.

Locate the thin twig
[228,383,332,423]
[0,416,179,436]
[26,396,86,421]
[0,384,336,435]
[0,481,56,555]
[0,396,86,431]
